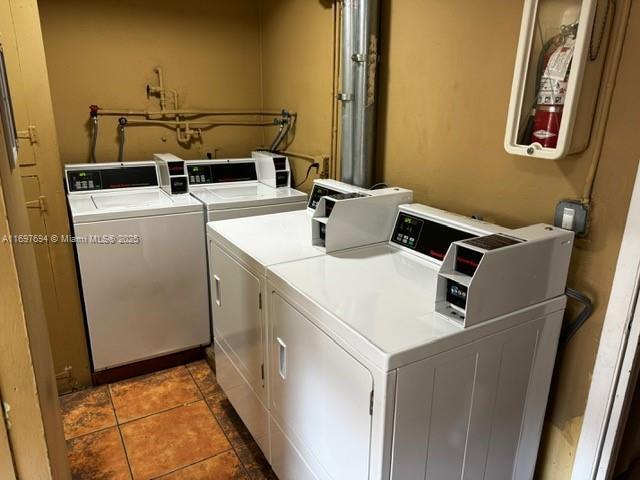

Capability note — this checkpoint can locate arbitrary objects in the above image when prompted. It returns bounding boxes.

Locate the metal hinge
[16,125,38,145]
[261,364,265,380]
[25,195,47,213]
[369,390,374,415]
[258,292,262,310]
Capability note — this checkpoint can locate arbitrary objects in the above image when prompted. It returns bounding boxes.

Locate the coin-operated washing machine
[265,204,574,480]
[64,162,209,377]
[182,154,307,222]
[206,182,413,456]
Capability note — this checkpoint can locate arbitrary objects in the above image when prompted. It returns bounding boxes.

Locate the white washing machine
[185,156,307,222]
[265,204,574,480]
[65,162,209,372]
[207,181,412,455]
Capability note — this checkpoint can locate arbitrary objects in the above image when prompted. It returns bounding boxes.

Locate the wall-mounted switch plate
[555,199,589,236]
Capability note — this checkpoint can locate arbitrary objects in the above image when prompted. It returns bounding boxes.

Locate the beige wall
[36,0,269,390]
[260,0,336,190]
[378,1,639,477]
[257,0,640,476]
[31,0,640,475]
[39,0,264,163]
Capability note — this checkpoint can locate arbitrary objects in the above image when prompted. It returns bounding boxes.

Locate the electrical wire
[369,183,388,190]
[294,163,319,188]
[560,287,594,346]
[590,0,616,61]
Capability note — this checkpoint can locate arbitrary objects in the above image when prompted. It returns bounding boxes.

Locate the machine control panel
[273,156,287,171]
[67,166,158,192]
[187,162,258,185]
[167,160,185,176]
[307,184,342,210]
[436,224,573,328]
[275,171,290,187]
[170,176,188,194]
[391,212,476,261]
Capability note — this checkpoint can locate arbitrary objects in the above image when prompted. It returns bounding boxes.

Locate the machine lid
[191,182,307,210]
[68,188,203,222]
[208,210,322,274]
[266,243,565,371]
[91,191,173,210]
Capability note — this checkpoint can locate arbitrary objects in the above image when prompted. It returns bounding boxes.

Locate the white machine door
[74,211,209,370]
[391,317,552,480]
[269,292,373,480]
[209,241,265,403]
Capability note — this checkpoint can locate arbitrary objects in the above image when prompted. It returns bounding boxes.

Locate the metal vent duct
[340,0,380,188]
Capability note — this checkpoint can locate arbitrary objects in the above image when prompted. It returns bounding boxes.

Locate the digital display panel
[67,170,102,192]
[391,212,477,261]
[167,161,185,175]
[307,185,341,210]
[273,157,287,171]
[187,164,213,184]
[455,247,484,276]
[188,162,258,185]
[101,166,158,189]
[67,166,158,192]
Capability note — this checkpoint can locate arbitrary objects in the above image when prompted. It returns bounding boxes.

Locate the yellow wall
[32,0,640,475]
[260,0,336,191]
[39,0,265,163]
[379,1,639,476]
[258,0,640,476]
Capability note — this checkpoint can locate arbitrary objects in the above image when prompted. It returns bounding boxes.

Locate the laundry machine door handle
[277,337,287,380]
[214,275,222,307]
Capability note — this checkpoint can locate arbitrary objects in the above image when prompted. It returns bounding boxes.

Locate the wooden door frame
[0,388,17,480]
[0,69,70,480]
[573,160,640,479]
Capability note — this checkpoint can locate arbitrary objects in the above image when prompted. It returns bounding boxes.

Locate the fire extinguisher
[525,23,579,148]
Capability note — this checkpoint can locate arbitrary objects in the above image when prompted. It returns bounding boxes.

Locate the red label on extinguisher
[529,34,576,148]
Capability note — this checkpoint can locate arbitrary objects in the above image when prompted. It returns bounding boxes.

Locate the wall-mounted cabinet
[505,0,597,160]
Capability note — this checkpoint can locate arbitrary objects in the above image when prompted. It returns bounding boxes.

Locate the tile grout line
[185,361,254,479]
[149,447,237,480]
[117,397,204,427]
[113,364,232,480]
[111,366,204,427]
[106,384,136,480]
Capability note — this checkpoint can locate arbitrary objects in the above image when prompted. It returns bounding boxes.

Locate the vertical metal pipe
[340,0,380,187]
[340,0,356,184]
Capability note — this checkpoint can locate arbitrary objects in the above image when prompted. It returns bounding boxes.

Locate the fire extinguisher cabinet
[504,0,597,160]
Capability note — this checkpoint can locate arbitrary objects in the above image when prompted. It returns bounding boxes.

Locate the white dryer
[265,204,574,480]
[206,180,412,455]
[185,157,307,222]
[65,162,209,373]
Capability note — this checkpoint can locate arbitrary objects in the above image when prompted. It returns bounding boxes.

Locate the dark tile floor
[59,361,277,480]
